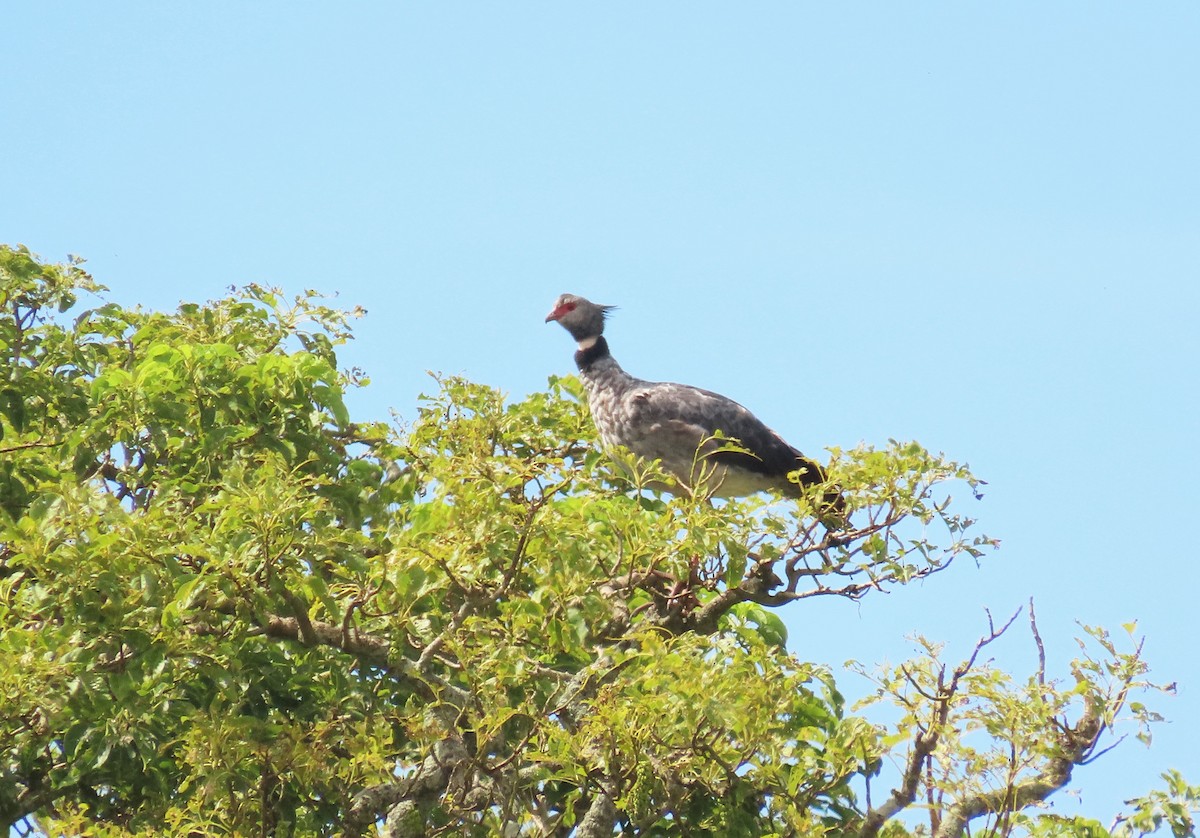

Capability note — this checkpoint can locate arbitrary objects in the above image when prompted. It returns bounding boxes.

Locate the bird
[545,293,845,519]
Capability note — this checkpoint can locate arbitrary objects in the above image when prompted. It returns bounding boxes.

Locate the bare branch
[278,586,319,646]
[1029,598,1046,686]
[859,727,941,838]
[573,791,618,838]
[687,584,752,635]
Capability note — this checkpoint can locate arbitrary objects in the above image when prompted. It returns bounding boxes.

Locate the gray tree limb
[933,706,1104,838]
[573,791,617,838]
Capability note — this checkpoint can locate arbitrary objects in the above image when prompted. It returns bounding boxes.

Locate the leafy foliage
[0,245,1192,837]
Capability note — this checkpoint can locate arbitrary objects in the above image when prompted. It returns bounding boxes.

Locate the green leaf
[0,388,25,432]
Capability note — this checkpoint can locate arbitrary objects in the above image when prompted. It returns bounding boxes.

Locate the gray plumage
[546,293,843,512]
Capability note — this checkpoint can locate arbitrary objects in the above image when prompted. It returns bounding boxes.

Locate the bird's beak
[544,305,563,323]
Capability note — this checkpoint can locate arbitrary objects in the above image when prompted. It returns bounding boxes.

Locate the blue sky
[5,2,1198,826]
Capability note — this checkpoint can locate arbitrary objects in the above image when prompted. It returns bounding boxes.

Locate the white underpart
[576,335,599,350]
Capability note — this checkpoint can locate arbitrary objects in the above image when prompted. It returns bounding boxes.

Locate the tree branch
[933,704,1104,838]
[345,707,472,837]
[245,611,470,707]
[573,791,617,838]
[859,728,940,838]
[858,610,1022,838]
[256,612,390,668]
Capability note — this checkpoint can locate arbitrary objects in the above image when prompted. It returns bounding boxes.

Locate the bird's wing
[626,382,820,483]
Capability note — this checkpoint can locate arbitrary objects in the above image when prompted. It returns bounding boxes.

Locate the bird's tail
[789,456,849,534]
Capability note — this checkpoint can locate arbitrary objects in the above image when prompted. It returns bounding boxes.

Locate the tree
[0,244,1192,837]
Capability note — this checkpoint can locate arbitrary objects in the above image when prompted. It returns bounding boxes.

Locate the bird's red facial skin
[550,301,576,321]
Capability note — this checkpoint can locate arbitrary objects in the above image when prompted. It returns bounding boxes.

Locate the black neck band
[574,336,610,371]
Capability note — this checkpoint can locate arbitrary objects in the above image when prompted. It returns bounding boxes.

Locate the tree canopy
[0,245,1194,837]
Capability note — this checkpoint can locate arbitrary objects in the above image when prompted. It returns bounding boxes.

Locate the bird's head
[545,293,615,346]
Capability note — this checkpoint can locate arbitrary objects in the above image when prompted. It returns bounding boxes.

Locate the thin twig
[1029,598,1046,686]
